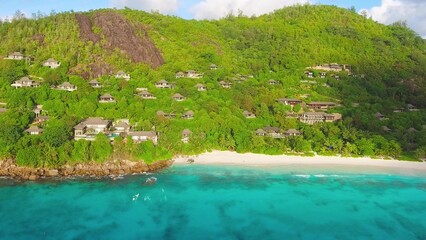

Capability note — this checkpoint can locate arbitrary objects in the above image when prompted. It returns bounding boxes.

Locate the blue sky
[0,0,424,37]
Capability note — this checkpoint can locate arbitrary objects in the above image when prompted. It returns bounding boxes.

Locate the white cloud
[189,0,309,20]
[110,0,179,14]
[366,0,426,37]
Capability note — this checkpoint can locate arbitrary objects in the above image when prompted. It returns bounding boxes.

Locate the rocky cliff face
[76,11,164,72]
[0,158,173,181]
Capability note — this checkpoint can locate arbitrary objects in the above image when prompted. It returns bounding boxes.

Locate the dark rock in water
[187,159,195,164]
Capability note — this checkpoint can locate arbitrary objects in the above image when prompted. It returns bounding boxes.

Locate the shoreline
[173,151,426,176]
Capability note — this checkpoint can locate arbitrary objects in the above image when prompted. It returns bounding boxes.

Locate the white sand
[173,150,426,175]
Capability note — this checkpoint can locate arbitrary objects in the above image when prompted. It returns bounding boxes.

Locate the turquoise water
[1,165,426,240]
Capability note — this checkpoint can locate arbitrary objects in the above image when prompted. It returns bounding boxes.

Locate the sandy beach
[173,151,426,175]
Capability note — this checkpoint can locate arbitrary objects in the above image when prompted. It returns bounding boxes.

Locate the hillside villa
[210,64,218,70]
[99,93,116,103]
[11,77,40,88]
[139,91,156,99]
[115,71,130,81]
[25,125,44,135]
[182,110,194,119]
[73,117,158,144]
[243,111,256,119]
[175,70,203,79]
[89,79,102,88]
[307,102,337,111]
[299,112,341,124]
[5,52,25,60]
[308,63,351,73]
[43,58,61,69]
[276,98,302,106]
[268,79,279,85]
[219,81,232,88]
[181,129,192,143]
[157,111,176,119]
[155,80,174,89]
[54,82,77,91]
[196,83,207,91]
[172,93,186,101]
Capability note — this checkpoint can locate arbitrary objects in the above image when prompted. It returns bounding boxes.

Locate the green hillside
[0,5,425,167]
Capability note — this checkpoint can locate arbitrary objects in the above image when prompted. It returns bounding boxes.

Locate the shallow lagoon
[1,165,425,239]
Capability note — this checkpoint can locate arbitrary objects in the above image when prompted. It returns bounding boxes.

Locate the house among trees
[186,70,203,78]
[74,117,111,140]
[285,129,301,137]
[0,108,7,114]
[320,72,326,78]
[25,125,44,135]
[299,112,341,124]
[255,129,267,136]
[182,110,194,119]
[55,82,77,91]
[181,129,192,143]
[139,91,156,99]
[43,58,61,69]
[307,102,336,111]
[407,104,419,111]
[175,71,185,78]
[382,126,391,132]
[243,111,256,119]
[305,71,314,78]
[113,119,130,133]
[89,79,102,88]
[157,111,176,119]
[115,71,130,81]
[5,52,25,60]
[262,127,285,138]
[33,105,44,117]
[155,79,173,89]
[276,98,302,106]
[268,79,279,85]
[128,131,158,144]
[375,112,386,121]
[99,93,116,103]
[219,81,232,88]
[210,64,218,70]
[196,83,207,91]
[11,77,40,88]
[34,116,49,125]
[172,93,186,101]
[309,63,351,73]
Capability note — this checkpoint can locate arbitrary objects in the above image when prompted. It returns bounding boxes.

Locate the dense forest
[0,4,425,168]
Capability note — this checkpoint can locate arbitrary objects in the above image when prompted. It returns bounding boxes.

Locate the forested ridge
[0,4,425,168]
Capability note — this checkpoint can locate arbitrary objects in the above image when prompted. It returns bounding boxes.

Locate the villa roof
[263,127,281,133]
[117,70,126,75]
[157,79,168,83]
[18,76,32,82]
[45,58,57,63]
[100,93,114,98]
[58,82,74,88]
[114,121,129,128]
[84,117,110,126]
[182,129,192,135]
[184,110,194,115]
[255,129,267,134]
[196,83,205,87]
[308,101,336,106]
[173,93,184,98]
[25,125,43,133]
[285,129,300,134]
[89,79,99,84]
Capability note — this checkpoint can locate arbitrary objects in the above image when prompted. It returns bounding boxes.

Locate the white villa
[43,58,61,69]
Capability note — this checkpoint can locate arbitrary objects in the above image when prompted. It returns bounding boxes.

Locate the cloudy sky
[0,0,425,37]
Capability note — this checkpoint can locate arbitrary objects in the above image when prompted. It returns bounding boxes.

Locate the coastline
[0,159,173,181]
[173,150,426,176]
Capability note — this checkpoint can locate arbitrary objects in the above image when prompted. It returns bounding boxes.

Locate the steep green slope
[0,5,425,167]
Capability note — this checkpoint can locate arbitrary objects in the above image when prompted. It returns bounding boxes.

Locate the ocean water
[1,165,426,240]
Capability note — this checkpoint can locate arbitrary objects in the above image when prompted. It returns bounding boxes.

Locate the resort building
[276,98,302,106]
[308,63,351,73]
[243,111,256,119]
[139,91,156,99]
[255,129,267,136]
[55,82,77,92]
[175,70,203,79]
[196,83,207,91]
[11,77,40,88]
[99,93,116,103]
[307,102,337,111]
[5,52,25,60]
[155,80,173,89]
[25,126,44,135]
[210,64,218,70]
[74,117,111,140]
[182,111,194,119]
[172,93,186,101]
[375,112,386,121]
[113,119,131,133]
[299,112,341,125]
[407,104,419,111]
[157,111,176,119]
[89,80,102,88]
[181,129,192,143]
[219,81,232,89]
[268,79,279,85]
[43,58,61,69]
[115,71,130,81]
[284,129,301,137]
[128,131,158,144]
